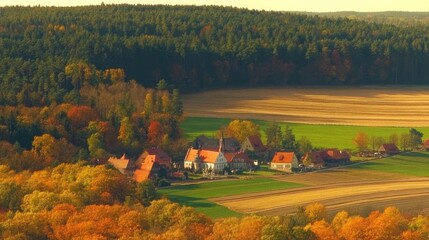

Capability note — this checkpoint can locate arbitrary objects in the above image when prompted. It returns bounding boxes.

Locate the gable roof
[271,152,296,164]
[302,151,325,165]
[224,152,252,164]
[424,139,429,148]
[324,149,350,160]
[184,148,220,163]
[379,143,400,153]
[134,156,156,182]
[246,135,267,152]
[136,148,171,168]
[107,154,135,172]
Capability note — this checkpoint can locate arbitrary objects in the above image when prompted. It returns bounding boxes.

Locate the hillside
[300,11,429,26]
[1,5,429,106]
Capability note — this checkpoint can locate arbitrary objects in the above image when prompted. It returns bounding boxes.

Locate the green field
[158,177,303,218]
[181,117,429,150]
[351,152,429,177]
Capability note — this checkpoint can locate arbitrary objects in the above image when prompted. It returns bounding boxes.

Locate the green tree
[87,132,108,159]
[265,122,282,150]
[298,136,313,155]
[134,180,159,206]
[169,89,183,117]
[409,128,423,149]
[282,125,296,152]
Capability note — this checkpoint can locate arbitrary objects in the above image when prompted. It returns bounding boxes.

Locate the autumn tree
[353,132,368,152]
[32,134,76,166]
[64,62,95,90]
[400,132,412,151]
[67,105,99,130]
[103,68,126,83]
[305,202,326,222]
[117,117,139,152]
[148,120,163,146]
[224,119,260,143]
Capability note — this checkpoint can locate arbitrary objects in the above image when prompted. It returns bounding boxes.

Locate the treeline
[1,5,429,105]
[0,80,185,171]
[1,165,428,240]
[307,11,429,26]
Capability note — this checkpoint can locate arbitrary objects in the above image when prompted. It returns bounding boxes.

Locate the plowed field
[182,86,429,127]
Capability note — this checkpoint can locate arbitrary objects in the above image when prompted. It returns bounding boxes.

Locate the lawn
[158,177,304,218]
[350,151,429,177]
[181,117,429,150]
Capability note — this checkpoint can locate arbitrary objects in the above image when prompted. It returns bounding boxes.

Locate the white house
[270,151,298,172]
[184,148,228,173]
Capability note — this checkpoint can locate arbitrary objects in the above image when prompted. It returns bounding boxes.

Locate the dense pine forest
[0,5,429,106]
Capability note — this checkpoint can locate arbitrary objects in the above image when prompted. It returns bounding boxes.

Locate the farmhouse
[192,135,240,152]
[270,152,299,172]
[184,148,228,173]
[301,151,325,169]
[423,139,429,150]
[378,143,400,156]
[107,154,135,177]
[322,149,351,166]
[240,135,267,153]
[134,148,172,182]
[224,152,254,170]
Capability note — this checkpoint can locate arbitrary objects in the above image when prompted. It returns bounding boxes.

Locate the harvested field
[182,86,429,127]
[212,178,429,216]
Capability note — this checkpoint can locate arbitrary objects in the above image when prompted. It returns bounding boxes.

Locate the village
[106,133,408,185]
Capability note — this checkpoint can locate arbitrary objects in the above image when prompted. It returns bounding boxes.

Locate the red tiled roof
[247,135,267,151]
[107,154,134,171]
[224,152,252,164]
[134,155,156,182]
[379,143,400,153]
[136,148,171,168]
[271,152,296,163]
[325,149,350,160]
[145,148,172,165]
[184,148,220,163]
[424,139,429,148]
[302,151,324,165]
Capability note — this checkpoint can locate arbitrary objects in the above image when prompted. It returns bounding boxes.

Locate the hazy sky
[3,0,429,12]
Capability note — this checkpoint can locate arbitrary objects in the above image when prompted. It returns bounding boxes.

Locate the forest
[1,5,429,106]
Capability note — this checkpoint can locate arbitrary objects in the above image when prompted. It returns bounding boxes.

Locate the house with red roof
[224,152,254,170]
[107,154,135,177]
[424,139,429,150]
[301,151,325,169]
[378,143,400,156]
[184,148,228,173]
[322,149,351,166]
[133,148,172,182]
[241,135,267,153]
[270,152,299,172]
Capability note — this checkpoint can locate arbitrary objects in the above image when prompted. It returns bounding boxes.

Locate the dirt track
[212,178,429,216]
[183,86,429,126]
